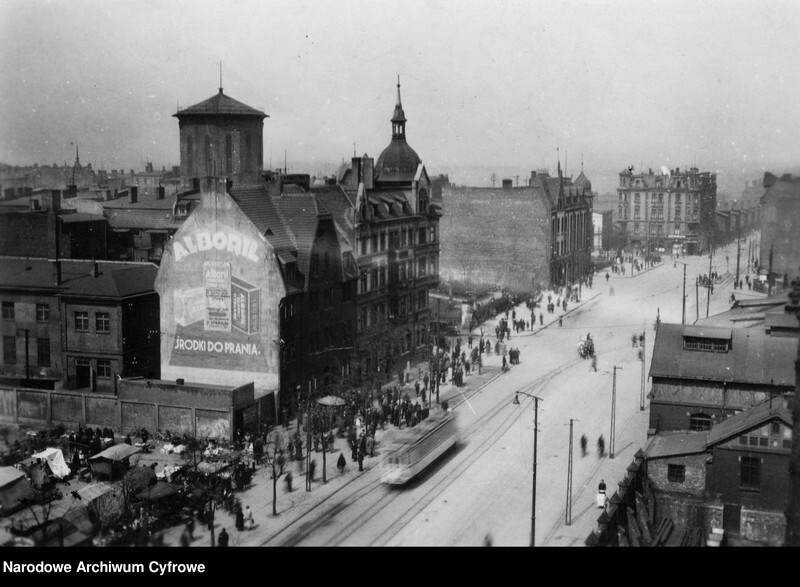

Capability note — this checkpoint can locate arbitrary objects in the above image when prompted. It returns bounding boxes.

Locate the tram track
[261,342,631,546]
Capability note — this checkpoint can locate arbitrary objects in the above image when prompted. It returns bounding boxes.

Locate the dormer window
[683,336,729,352]
[419,188,429,214]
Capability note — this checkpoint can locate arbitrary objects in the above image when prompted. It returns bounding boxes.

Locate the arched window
[204,135,212,174]
[186,135,194,172]
[690,412,712,431]
[418,188,428,214]
[225,134,233,174]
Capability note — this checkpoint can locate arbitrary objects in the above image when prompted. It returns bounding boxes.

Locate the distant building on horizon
[616,166,717,256]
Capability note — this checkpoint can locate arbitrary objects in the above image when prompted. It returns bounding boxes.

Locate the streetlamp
[512,391,543,547]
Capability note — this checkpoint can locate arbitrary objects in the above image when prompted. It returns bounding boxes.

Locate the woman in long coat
[235,507,245,532]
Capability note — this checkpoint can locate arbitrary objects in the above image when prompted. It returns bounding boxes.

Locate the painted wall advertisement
[155,182,285,392]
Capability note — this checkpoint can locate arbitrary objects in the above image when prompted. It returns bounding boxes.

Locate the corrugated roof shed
[645,432,708,458]
[650,323,796,386]
[706,395,791,445]
[0,258,157,299]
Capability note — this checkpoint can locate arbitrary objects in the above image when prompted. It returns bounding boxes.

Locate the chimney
[157,185,165,200]
[362,155,374,189]
[130,186,138,204]
[50,189,61,212]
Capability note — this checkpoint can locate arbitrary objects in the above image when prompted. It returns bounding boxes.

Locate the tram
[381,409,459,485]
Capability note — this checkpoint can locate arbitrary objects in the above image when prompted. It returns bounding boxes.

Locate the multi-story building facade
[617,166,717,256]
[321,81,441,382]
[440,166,593,292]
[759,172,800,291]
[0,258,160,393]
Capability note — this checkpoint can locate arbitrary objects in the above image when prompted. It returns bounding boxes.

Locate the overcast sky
[1,0,798,195]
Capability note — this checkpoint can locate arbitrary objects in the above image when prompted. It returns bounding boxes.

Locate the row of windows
[667,457,761,490]
[76,357,113,378]
[2,302,51,322]
[2,336,51,366]
[358,226,437,256]
[357,290,427,329]
[683,337,729,352]
[186,133,257,174]
[308,321,354,355]
[74,311,111,333]
[359,258,436,294]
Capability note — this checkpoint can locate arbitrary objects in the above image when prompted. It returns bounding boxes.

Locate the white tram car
[381,410,459,485]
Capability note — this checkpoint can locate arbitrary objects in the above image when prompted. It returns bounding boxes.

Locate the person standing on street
[285,470,293,492]
[337,452,346,474]
[580,434,588,457]
[357,449,364,472]
[218,528,229,547]
[597,435,605,458]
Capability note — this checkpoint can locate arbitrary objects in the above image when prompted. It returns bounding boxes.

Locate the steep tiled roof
[706,396,791,446]
[274,194,324,288]
[649,323,796,387]
[174,90,267,118]
[229,184,295,252]
[0,258,157,299]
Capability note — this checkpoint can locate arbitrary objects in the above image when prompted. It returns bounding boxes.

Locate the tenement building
[759,172,800,291]
[616,166,717,256]
[440,164,593,292]
[321,80,440,383]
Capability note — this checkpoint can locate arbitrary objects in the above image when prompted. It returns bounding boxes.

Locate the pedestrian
[580,434,587,457]
[218,528,229,547]
[337,452,346,474]
[357,449,364,472]
[539,312,543,326]
[558,316,563,327]
[597,435,605,458]
[631,333,637,347]
[502,355,508,371]
[285,470,293,492]
[244,506,255,530]
[309,459,316,482]
[235,507,245,531]
[180,525,191,547]
[591,354,597,372]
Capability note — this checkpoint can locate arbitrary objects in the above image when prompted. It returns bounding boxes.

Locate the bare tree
[263,430,288,515]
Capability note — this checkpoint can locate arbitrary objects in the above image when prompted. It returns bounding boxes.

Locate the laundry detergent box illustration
[231,275,261,334]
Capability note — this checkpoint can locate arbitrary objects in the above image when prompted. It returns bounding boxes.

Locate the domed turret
[374,77,422,186]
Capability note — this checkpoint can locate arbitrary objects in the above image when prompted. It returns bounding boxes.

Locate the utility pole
[735,216,741,288]
[768,244,774,296]
[436,298,441,404]
[785,278,800,545]
[696,276,700,322]
[640,331,646,411]
[681,263,687,325]
[566,418,576,525]
[610,366,621,459]
[706,250,712,318]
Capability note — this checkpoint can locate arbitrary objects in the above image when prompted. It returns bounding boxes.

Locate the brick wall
[120,401,156,432]
[648,454,707,496]
[50,393,83,424]
[157,405,193,436]
[196,409,230,439]
[17,390,47,421]
[741,507,785,545]
[440,186,551,291]
[85,395,117,428]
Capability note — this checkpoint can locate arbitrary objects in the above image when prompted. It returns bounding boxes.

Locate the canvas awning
[31,447,71,478]
[90,444,141,463]
[136,481,179,501]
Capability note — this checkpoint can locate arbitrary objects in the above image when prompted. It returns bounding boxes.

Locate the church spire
[391,75,407,139]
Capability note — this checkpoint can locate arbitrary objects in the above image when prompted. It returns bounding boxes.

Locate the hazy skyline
[1,0,798,195]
